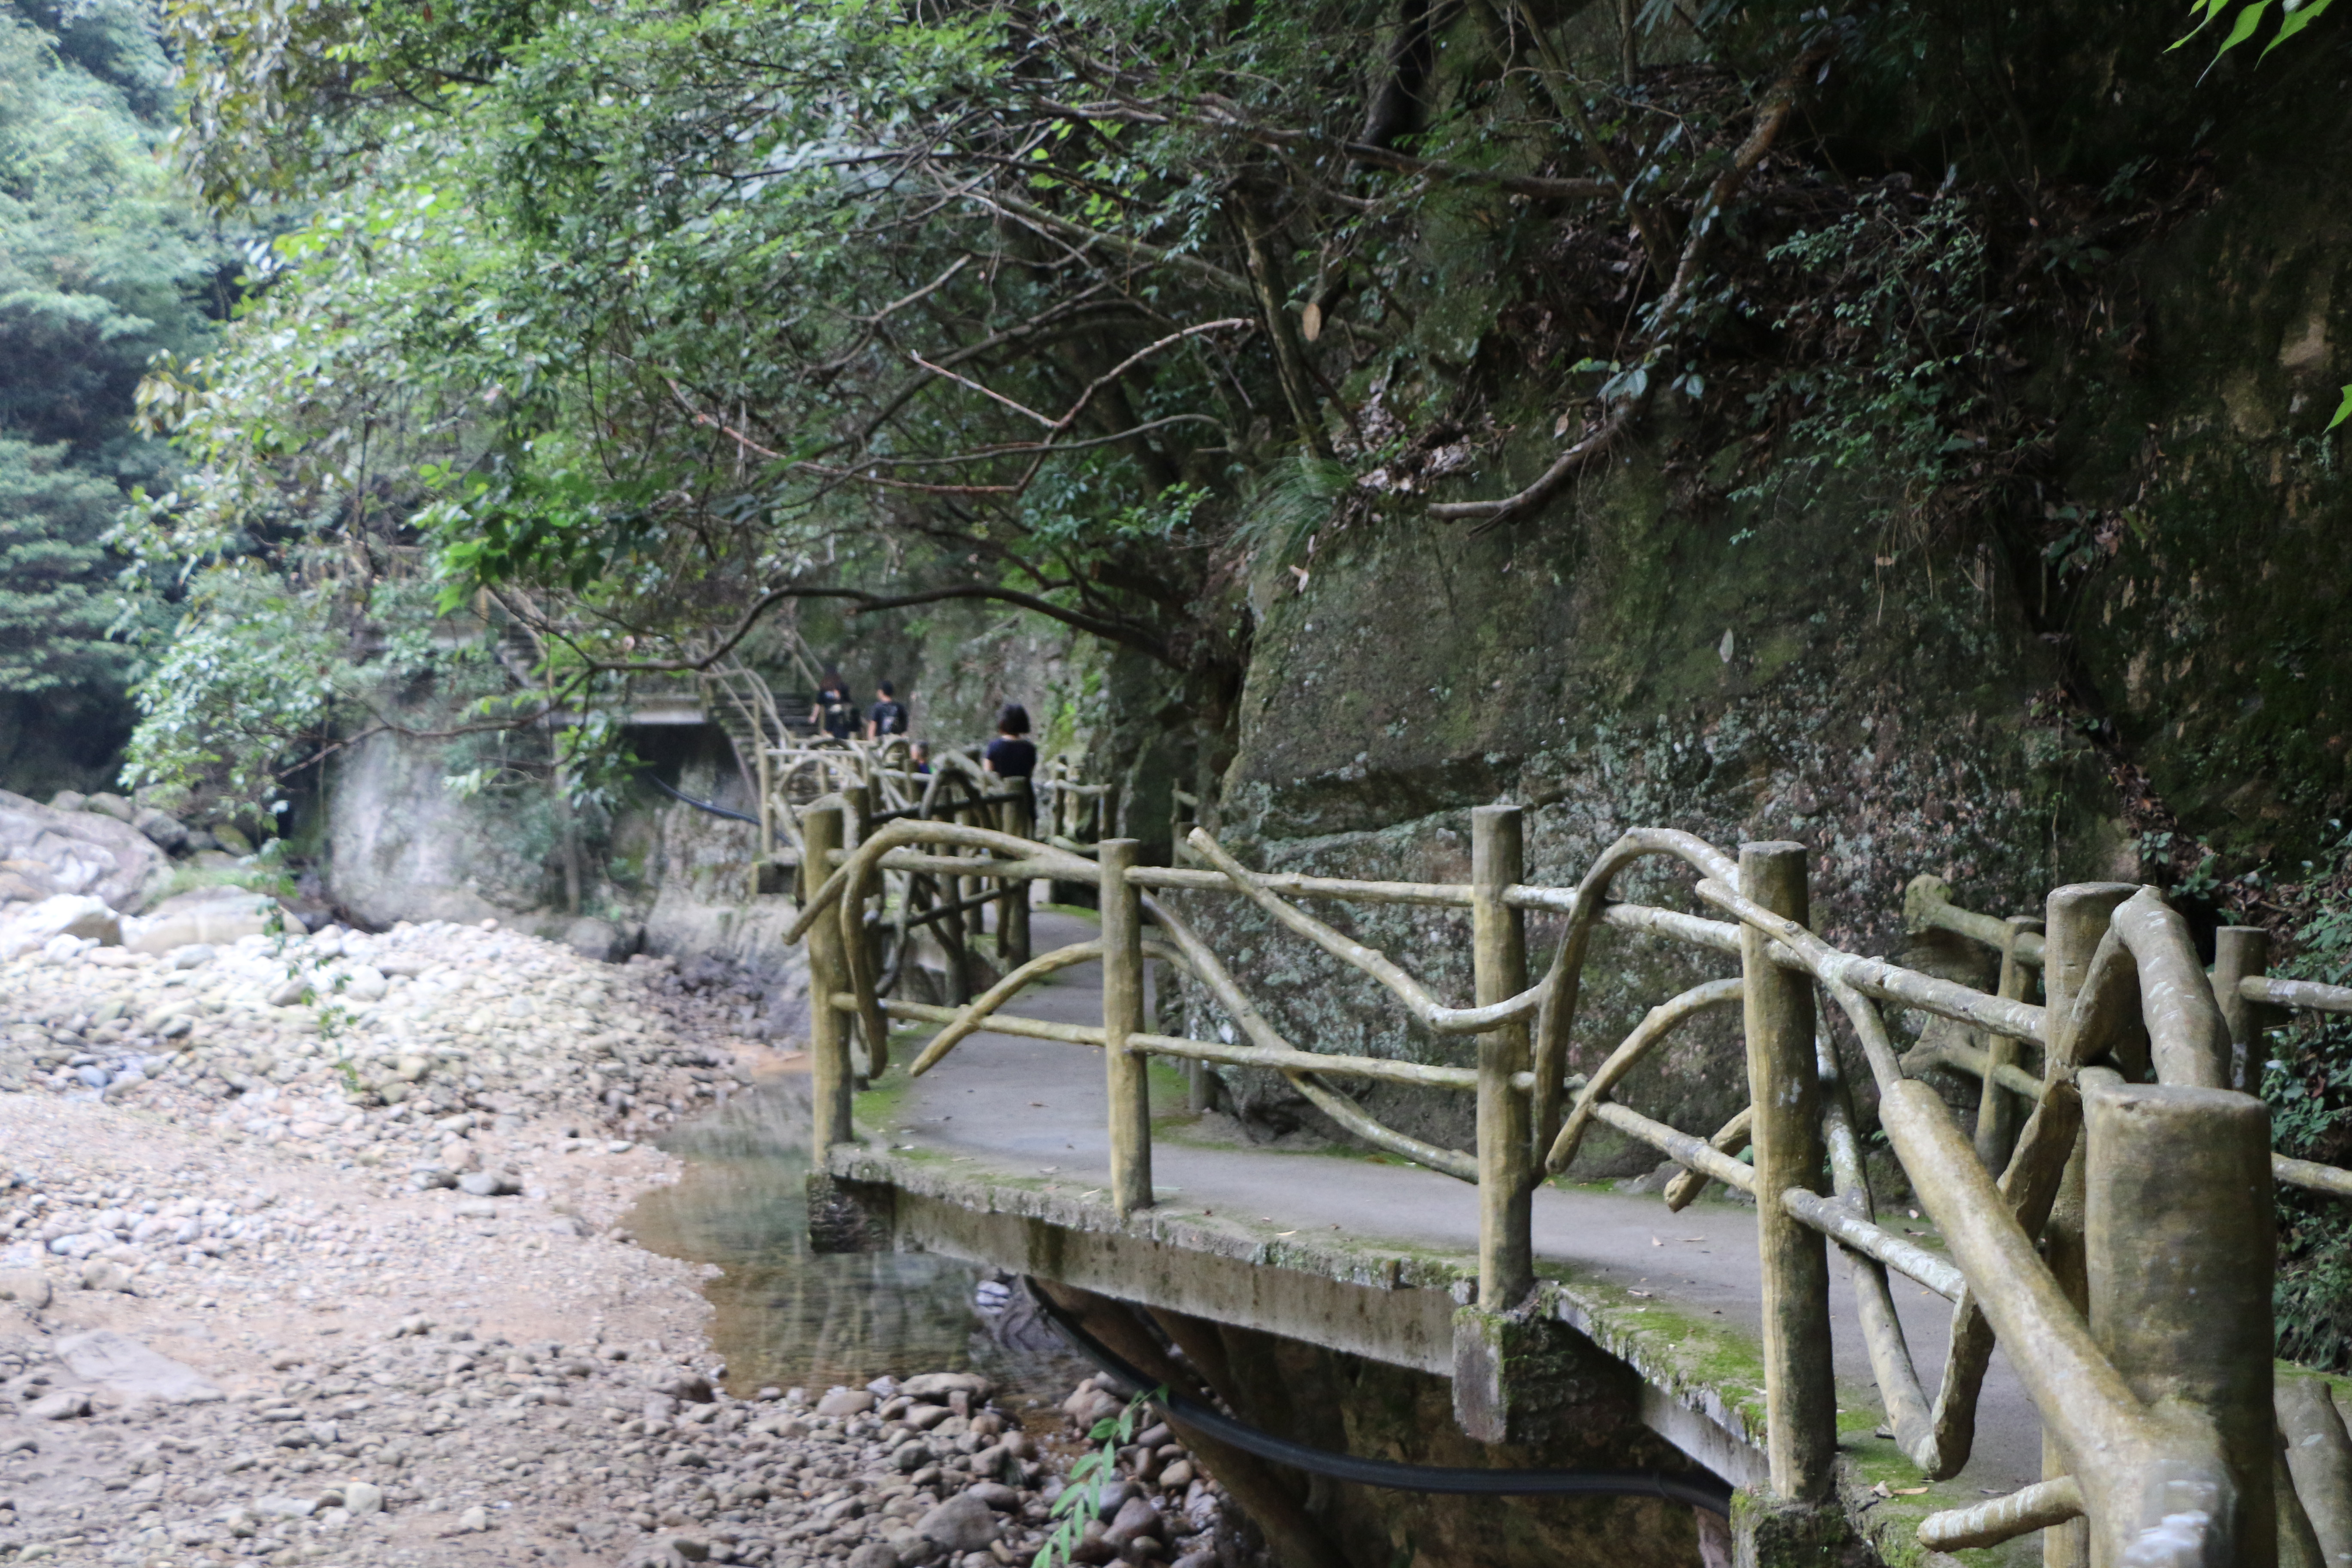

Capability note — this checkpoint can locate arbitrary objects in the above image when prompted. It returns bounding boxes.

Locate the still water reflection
[627,1079,1085,1407]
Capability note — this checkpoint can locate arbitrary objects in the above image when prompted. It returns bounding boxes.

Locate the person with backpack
[867,681,910,740]
[810,671,858,741]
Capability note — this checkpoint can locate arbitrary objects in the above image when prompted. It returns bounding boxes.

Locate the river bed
[629,1078,1088,1415]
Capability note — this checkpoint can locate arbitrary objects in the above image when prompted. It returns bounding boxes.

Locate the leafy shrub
[2266,844,2352,1366]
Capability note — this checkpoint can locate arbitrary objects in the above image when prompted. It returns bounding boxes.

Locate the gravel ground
[0,921,1234,1568]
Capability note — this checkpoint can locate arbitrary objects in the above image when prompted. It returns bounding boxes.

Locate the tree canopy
[120,0,2343,800]
[0,0,233,791]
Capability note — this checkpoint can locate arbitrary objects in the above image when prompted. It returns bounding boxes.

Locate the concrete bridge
[778,800,2352,1568]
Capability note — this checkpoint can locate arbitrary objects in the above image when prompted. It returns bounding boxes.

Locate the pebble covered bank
[0,919,1237,1568]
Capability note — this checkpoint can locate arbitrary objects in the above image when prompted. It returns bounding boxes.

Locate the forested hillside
[0,0,233,793]
[113,0,2350,843]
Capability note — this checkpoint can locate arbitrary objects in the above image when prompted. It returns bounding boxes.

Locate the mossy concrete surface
[825,1139,2039,1565]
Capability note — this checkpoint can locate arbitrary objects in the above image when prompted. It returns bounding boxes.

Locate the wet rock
[916,1493,1001,1552]
[903,1371,993,1403]
[1103,1496,1160,1551]
[817,1387,876,1417]
[135,808,191,854]
[651,1369,715,1403]
[848,1543,901,1568]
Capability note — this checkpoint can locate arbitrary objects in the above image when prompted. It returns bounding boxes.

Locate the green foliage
[0,438,135,695]
[2265,836,2352,1366]
[0,0,237,788]
[1033,1384,1161,1568]
[2177,0,2340,62]
[1733,190,1998,547]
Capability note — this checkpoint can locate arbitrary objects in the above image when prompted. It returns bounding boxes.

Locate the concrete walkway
[876,908,2043,1501]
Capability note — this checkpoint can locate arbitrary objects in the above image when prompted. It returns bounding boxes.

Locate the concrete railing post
[2039,883,2138,1568]
[1740,841,1834,1503]
[1975,913,2043,1171]
[756,745,774,861]
[2212,926,2272,1093]
[1471,804,1533,1308]
[1101,838,1152,1215]
[802,803,853,1150]
[998,778,1032,966]
[853,779,877,847]
[2083,1070,2275,1567]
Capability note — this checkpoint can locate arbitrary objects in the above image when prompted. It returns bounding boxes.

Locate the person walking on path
[810,671,858,741]
[867,681,910,740]
[982,702,1037,779]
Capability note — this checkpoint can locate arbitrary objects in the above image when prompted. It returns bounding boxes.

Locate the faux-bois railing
[787,801,2352,1565]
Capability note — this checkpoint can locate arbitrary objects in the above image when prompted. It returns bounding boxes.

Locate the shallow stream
[626,1078,1087,1415]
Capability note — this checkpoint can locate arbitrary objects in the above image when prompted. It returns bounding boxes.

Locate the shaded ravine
[625,1076,1087,1411]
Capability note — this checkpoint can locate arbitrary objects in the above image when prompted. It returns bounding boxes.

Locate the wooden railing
[1908,873,2352,1205]
[788,808,2352,1561]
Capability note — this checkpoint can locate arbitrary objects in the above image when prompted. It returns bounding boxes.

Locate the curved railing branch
[906,941,1106,1076]
[1917,1477,2085,1552]
[2105,889,2234,1088]
[1662,1106,1752,1210]
[1526,831,1747,1154]
[1184,829,1554,1035]
[786,818,1095,943]
[1545,978,1744,1174]
[816,820,1097,1072]
[1145,894,1481,1182]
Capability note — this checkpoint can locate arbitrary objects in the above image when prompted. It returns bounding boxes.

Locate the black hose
[639,769,761,824]
[1023,1281,1733,1516]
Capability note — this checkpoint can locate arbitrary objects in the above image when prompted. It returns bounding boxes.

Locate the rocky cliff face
[1176,120,2352,1168]
[1175,460,2103,1170]
[322,730,558,931]
[315,723,808,1016]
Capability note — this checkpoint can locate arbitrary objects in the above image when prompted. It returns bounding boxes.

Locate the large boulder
[0,894,122,959]
[322,729,556,928]
[0,792,168,910]
[83,792,135,823]
[124,887,280,953]
[517,911,638,964]
[0,859,56,902]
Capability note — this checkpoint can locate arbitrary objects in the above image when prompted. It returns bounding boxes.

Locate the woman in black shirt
[810,671,857,741]
[982,703,1036,779]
